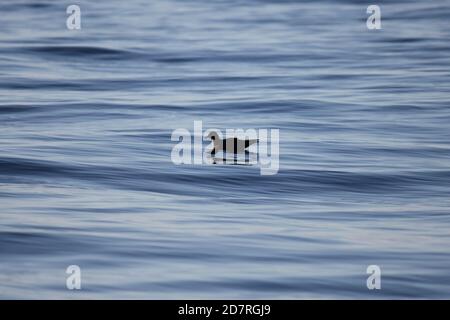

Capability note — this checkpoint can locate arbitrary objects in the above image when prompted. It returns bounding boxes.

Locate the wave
[1,156,449,198]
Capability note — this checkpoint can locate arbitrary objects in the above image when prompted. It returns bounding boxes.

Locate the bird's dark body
[211,137,257,156]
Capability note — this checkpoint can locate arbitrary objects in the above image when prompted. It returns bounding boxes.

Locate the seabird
[206,131,258,155]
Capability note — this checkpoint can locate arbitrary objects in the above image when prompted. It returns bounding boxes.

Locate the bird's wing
[245,139,258,146]
[222,138,258,153]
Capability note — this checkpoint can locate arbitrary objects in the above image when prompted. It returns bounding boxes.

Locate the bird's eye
[211,136,215,140]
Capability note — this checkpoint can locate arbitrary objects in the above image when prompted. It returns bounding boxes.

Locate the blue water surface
[1,0,450,299]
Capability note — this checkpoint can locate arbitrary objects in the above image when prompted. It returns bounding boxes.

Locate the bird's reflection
[205,150,258,165]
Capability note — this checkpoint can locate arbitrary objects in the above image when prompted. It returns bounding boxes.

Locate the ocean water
[1,0,450,299]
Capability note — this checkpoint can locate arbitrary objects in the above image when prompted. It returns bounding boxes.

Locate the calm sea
[1,0,450,298]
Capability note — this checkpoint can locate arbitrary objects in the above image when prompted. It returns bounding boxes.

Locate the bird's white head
[206,130,219,142]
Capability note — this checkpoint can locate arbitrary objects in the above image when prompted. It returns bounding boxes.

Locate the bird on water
[206,131,258,156]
